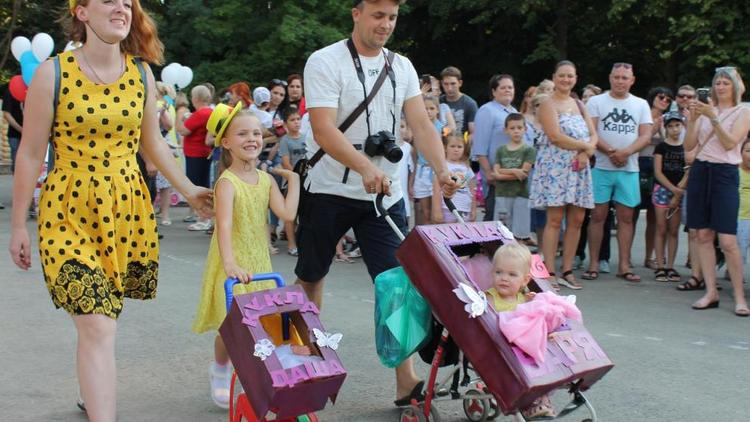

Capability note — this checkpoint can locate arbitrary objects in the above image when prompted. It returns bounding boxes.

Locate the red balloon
[9,75,28,102]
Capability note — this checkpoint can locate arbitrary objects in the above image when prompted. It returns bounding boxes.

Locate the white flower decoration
[253,338,275,361]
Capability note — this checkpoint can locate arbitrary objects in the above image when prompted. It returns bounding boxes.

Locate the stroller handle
[224,272,291,341]
[224,272,286,312]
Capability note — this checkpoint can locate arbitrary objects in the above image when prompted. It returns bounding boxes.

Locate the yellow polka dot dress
[38,51,159,319]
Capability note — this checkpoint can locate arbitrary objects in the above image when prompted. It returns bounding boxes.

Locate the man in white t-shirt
[296,0,456,406]
[584,63,653,282]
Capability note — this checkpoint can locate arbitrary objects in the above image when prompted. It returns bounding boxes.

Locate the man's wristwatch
[710,117,720,126]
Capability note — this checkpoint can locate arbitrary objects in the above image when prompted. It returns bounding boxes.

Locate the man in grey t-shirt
[440,66,478,138]
[584,63,653,282]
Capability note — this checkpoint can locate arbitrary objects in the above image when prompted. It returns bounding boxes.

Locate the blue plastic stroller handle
[224,272,290,340]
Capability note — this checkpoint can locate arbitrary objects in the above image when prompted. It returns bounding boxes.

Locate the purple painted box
[396,222,613,414]
[219,285,347,420]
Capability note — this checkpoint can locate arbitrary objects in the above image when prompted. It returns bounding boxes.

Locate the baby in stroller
[486,243,556,418]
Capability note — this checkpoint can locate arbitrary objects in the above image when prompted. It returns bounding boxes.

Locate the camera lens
[384,142,403,163]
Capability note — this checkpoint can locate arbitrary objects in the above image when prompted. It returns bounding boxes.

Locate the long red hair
[63,0,164,65]
[228,82,253,107]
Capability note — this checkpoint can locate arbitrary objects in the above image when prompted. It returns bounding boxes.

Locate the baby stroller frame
[375,195,602,422]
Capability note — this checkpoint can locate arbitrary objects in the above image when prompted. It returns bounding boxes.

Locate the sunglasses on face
[677,93,695,99]
[657,93,672,101]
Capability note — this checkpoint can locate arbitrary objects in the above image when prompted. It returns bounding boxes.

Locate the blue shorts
[686,160,739,235]
[295,193,407,282]
[592,168,641,207]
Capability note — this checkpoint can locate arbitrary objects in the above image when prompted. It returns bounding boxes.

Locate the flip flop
[616,272,641,282]
[394,381,424,407]
[581,270,599,280]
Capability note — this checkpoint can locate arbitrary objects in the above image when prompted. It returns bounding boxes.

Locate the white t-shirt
[303,39,422,209]
[587,92,653,172]
[398,142,414,217]
[249,104,273,129]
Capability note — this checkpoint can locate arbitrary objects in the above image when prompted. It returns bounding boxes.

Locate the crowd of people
[4,0,750,420]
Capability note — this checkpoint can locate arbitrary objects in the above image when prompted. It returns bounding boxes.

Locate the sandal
[394,381,425,407]
[334,253,354,263]
[654,268,668,282]
[288,248,299,257]
[581,270,599,280]
[616,272,641,282]
[558,270,583,290]
[676,276,705,291]
[522,394,556,418]
[666,268,681,282]
[209,362,231,409]
[545,273,561,292]
[644,259,658,270]
[735,304,750,317]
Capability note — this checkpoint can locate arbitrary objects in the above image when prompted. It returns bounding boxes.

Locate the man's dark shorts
[295,193,407,282]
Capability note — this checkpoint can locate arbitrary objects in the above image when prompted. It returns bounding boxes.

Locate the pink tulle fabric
[496,292,583,364]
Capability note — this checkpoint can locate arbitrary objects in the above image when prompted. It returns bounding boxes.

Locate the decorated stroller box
[396,221,614,414]
[220,285,347,420]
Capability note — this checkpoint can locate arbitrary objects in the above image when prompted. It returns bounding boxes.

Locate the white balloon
[31,33,55,62]
[11,37,31,62]
[177,66,193,89]
[160,63,181,86]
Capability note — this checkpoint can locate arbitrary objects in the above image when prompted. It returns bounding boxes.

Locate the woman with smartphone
[685,67,750,317]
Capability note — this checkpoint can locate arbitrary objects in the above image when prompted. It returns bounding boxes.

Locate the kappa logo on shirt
[601,108,636,135]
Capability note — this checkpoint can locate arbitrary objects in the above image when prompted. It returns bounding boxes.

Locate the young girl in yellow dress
[192,102,300,408]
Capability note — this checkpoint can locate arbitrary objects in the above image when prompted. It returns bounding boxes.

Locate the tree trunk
[0,0,24,70]
[555,0,569,60]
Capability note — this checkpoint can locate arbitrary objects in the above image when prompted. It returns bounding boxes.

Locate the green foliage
[3,0,750,102]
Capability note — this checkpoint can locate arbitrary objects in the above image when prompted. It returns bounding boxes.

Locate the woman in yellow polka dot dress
[8,1,213,419]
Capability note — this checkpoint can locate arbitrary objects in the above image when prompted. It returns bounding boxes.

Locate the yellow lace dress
[192,169,274,333]
[38,51,159,319]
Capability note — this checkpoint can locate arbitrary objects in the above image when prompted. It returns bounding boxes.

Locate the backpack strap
[52,56,61,113]
[134,57,148,105]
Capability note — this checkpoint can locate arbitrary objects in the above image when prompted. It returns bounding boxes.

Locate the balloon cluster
[8,33,56,102]
[160,63,193,90]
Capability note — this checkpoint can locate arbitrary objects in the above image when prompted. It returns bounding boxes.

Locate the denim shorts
[592,168,641,207]
[295,193,407,282]
[686,160,739,234]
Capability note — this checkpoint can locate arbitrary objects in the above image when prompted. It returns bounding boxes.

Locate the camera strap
[303,40,396,185]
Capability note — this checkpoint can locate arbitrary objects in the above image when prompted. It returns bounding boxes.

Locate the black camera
[697,87,710,104]
[364,130,402,163]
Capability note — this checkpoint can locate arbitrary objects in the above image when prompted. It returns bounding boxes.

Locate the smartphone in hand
[697,88,710,104]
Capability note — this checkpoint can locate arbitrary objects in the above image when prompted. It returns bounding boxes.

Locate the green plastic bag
[374,266,432,368]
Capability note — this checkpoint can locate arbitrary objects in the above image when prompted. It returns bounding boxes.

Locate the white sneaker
[188,221,212,231]
[209,362,231,409]
[599,260,611,274]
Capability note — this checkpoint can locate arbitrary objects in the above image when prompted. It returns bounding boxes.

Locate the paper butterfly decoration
[313,328,343,350]
[453,282,488,318]
[253,338,275,361]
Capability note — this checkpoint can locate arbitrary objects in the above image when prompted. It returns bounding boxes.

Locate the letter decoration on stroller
[374,195,613,421]
[220,273,347,422]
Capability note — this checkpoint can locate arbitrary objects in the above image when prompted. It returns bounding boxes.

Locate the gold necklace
[80,48,123,84]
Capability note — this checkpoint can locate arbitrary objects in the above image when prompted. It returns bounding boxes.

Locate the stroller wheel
[400,406,428,422]
[419,403,442,422]
[463,389,489,422]
[487,397,500,420]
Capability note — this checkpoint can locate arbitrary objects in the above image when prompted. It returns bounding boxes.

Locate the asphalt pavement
[0,174,748,422]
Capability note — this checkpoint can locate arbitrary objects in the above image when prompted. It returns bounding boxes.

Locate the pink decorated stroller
[376,196,614,421]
